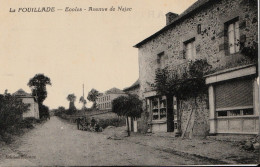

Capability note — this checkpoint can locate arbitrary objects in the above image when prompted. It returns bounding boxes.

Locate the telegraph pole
[83,84,84,99]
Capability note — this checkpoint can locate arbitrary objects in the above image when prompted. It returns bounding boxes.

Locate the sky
[0,0,196,109]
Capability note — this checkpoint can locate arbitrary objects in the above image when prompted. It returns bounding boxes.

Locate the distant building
[96,87,126,111]
[13,89,40,119]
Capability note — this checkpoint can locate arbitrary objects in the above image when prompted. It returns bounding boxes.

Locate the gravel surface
[0,116,202,166]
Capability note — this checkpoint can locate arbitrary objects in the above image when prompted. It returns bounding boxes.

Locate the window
[217,108,254,117]
[197,24,201,34]
[184,39,196,60]
[157,52,166,69]
[227,19,240,54]
[215,78,254,117]
[151,96,167,120]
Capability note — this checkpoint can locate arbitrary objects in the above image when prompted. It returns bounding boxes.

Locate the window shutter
[192,42,196,59]
[235,21,240,52]
[228,23,235,54]
[186,43,192,59]
[215,78,253,109]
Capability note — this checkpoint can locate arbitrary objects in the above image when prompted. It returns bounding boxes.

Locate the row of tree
[66,88,100,112]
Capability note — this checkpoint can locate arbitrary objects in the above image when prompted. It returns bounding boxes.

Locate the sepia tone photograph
[0,0,259,166]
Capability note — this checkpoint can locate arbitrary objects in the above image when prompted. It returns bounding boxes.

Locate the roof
[123,79,140,91]
[105,87,125,94]
[13,89,33,97]
[204,64,256,78]
[134,0,212,48]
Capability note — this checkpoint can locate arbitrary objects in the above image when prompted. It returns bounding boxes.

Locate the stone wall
[179,94,209,138]
[137,0,258,136]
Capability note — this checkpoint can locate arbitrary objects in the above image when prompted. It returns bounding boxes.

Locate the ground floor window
[215,77,254,117]
[151,96,167,120]
[217,108,254,117]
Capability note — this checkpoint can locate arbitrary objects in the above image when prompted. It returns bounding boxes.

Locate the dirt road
[1,116,201,166]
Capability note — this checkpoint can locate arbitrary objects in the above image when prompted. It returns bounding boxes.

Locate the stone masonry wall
[180,94,209,138]
[137,0,258,135]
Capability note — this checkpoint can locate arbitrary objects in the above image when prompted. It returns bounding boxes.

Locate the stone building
[123,79,140,96]
[96,87,126,111]
[134,0,258,136]
[13,89,40,119]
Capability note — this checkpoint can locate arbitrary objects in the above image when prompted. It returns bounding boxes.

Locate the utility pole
[81,84,86,111]
[83,84,84,99]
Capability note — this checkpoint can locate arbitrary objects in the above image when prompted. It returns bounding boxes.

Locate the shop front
[206,64,259,135]
[144,91,178,133]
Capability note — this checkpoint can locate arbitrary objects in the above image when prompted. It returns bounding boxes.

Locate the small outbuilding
[13,89,40,119]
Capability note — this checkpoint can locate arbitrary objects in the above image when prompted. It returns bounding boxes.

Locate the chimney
[166,12,179,25]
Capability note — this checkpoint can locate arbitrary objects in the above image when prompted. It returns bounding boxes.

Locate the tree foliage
[87,89,99,108]
[0,91,30,133]
[67,94,77,114]
[39,104,49,118]
[79,96,87,109]
[155,59,211,100]
[112,95,143,119]
[67,94,76,103]
[53,106,66,116]
[240,41,258,63]
[27,74,51,105]
[27,74,51,119]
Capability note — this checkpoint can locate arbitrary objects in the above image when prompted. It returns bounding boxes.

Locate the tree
[112,95,143,136]
[0,91,30,133]
[87,89,99,108]
[39,105,49,118]
[67,94,76,114]
[79,96,87,110]
[27,74,51,118]
[53,106,66,116]
[28,74,51,105]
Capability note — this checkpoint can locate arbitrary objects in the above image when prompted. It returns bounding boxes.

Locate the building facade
[13,89,40,119]
[134,0,258,136]
[96,87,126,111]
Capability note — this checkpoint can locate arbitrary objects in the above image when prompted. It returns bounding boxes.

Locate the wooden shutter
[235,21,240,52]
[186,42,192,59]
[192,41,196,59]
[215,78,253,109]
[228,23,235,54]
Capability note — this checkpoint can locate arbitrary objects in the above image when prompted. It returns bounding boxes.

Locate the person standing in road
[75,117,81,130]
[91,117,96,128]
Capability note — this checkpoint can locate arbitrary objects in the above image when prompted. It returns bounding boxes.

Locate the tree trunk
[176,98,182,136]
[166,94,174,132]
[126,116,130,136]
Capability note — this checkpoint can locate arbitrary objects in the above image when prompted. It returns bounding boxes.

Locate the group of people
[75,116,102,132]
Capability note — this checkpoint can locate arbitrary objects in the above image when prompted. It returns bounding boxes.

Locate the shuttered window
[185,40,196,60]
[215,78,253,109]
[228,20,240,54]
